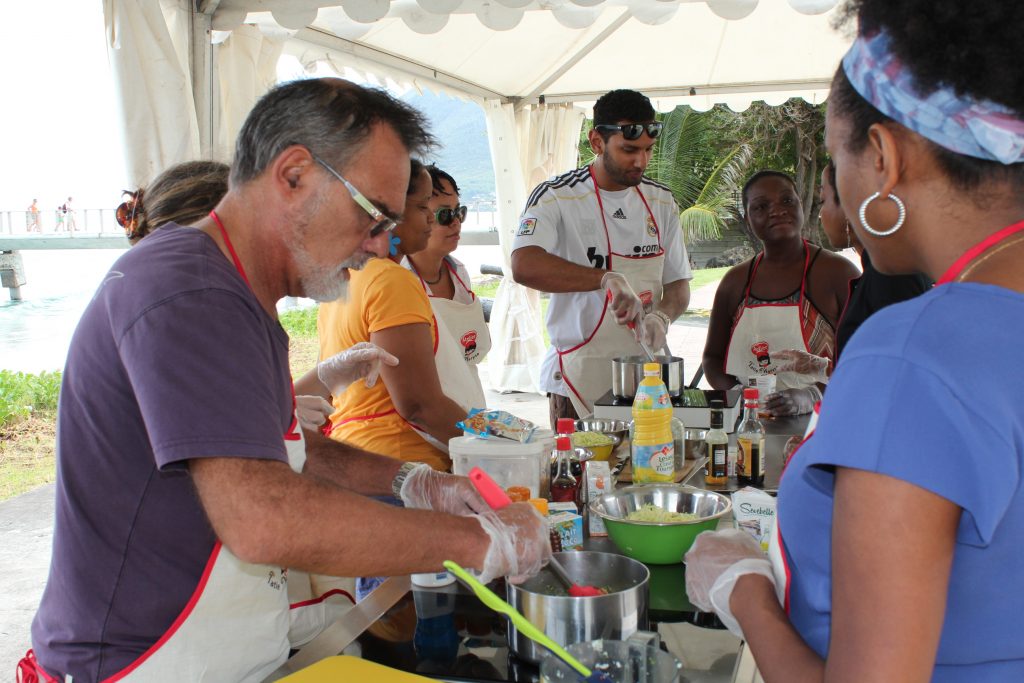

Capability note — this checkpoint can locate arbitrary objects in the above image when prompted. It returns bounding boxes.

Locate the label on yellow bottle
[633,442,675,482]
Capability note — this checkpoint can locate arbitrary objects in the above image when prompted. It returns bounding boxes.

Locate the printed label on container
[632,442,674,482]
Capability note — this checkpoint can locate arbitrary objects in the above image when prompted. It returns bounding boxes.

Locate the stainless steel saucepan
[612,355,684,399]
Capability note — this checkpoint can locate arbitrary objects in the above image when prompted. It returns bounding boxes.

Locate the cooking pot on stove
[612,355,684,400]
[506,551,649,663]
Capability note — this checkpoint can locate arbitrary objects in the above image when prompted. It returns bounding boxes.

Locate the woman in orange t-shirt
[316,161,483,471]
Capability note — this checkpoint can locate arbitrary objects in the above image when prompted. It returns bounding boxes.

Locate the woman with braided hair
[685,1,1024,679]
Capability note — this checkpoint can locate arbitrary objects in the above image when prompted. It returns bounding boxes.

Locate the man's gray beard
[288,229,373,302]
[294,243,374,303]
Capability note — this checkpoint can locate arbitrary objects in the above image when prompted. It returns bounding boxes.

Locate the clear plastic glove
[295,395,334,432]
[400,464,490,515]
[638,313,668,351]
[764,385,822,417]
[684,529,777,639]
[772,348,830,383]
[600,271,643,326]
[475,504,551,584]
[317,342,399,395]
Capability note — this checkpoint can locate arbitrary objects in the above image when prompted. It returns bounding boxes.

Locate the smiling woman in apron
[402,166,490,399]
[685,3,1024,679]
[702,170,858,416]
[318,161,484,471]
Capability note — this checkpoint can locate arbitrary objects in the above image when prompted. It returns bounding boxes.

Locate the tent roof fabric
[211,0,853,111]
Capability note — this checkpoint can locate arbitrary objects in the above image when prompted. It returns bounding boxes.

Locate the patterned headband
[842,31,1024,165]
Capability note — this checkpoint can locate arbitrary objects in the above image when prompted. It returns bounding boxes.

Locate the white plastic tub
[449,430,552,499]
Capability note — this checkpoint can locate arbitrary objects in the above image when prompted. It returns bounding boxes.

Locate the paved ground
[0,282,719,674]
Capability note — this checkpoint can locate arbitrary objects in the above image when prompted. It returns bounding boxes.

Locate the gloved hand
[772,348,830,383]
[764,385,822,417]
[295,395,334,432]
[400,465,490,515]
[475,504,552,584]
[637,312,668,351]
[317,342,400,395]
[684,529,776,639]
[600,272,643,326]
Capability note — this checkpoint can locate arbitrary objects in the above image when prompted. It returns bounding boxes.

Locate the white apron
[724,242,819,392]
[24,213,357,683]
[557,166,665,417]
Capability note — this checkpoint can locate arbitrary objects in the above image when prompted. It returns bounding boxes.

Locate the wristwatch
[391,461,426,500]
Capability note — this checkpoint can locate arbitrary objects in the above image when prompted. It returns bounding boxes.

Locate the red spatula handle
[468,467,512,510]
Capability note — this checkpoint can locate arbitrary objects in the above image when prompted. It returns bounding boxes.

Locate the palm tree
[579,108,751,242]
[646,107,751,243]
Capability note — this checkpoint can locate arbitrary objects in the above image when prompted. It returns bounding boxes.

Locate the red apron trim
[16,650,58,683]
[290,588,356,610]
[210,209,299,442]
[336,408,399,428]
[208,210,252,288]
[778,524,793,615]
[723,241,812,374]
[557,353,589,408]
[587,165,661,271]
[557,290,612,356]
[936,218,1024,285]
[102,544,224,682]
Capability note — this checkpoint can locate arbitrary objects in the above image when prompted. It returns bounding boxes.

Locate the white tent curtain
[216,25,286,161]
[484,101,586,394]
[103,0,201,186]
[104,1,284,185]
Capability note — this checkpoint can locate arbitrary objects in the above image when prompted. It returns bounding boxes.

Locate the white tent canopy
[104,0,852,395]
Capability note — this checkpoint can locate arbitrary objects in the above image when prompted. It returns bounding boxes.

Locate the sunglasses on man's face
[435,205,468,226]
[595,122,664,141]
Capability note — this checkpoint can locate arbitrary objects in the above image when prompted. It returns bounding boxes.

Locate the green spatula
[442,560,613,683]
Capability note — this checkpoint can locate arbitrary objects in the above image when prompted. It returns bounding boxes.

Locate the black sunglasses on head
[435,205,468,226]
[595,122,663,141]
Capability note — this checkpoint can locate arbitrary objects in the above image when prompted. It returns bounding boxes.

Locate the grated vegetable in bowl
[626,503,699,523]
[571,431,615,447]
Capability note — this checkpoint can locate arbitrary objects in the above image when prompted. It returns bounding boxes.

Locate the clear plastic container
[449,432,551,500]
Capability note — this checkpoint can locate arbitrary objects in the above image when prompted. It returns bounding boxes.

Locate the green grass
[1,370,62,428]
[689,266,729,290]
[280,306,319,337]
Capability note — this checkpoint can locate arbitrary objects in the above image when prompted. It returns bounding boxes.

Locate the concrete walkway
[0,281,720,674]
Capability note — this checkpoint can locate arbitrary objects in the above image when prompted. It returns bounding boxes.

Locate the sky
[0,2,125,215]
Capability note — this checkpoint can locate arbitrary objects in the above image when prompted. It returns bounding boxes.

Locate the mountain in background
[402,91,495,205]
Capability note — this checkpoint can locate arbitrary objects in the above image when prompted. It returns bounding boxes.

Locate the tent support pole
[191,5,219,158]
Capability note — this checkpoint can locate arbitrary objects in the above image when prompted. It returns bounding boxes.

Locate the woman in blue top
[684,1,1024,680]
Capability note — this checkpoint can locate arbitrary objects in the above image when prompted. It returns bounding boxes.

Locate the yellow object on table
[571,431,615,461]
[280,655,434,682]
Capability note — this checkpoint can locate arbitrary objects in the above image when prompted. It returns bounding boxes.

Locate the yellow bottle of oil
[631,363,675,483]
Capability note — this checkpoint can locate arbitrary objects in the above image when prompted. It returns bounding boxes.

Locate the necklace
[956,231,1024,282]
[419,262,445,285]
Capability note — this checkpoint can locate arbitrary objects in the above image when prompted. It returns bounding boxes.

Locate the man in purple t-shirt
[26,79,550,683]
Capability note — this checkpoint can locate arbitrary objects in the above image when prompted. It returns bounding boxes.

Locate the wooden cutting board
[280,655,435,682]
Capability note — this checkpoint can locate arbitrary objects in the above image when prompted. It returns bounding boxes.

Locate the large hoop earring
[858,191,906,237]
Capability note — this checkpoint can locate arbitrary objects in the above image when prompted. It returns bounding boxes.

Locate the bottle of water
[631,363,675,483]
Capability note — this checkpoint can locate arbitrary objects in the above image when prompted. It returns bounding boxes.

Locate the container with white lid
[449,429,553,500]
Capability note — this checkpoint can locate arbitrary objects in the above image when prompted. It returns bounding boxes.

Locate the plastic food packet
[456,408,538,443]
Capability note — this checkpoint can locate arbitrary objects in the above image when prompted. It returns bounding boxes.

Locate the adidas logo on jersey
[612,208,627,219]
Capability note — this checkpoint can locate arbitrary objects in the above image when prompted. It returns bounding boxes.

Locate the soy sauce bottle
[550,436,578,505]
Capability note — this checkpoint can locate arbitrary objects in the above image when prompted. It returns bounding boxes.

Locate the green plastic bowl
[590,485,732,565]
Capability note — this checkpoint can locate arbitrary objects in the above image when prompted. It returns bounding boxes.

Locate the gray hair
[230,78,434,187]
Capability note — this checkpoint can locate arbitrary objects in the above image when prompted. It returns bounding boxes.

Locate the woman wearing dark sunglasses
[403,166,491,390]
[318,160,487,472]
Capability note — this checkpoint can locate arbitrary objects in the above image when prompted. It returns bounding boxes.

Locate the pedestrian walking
[26,199,40,232]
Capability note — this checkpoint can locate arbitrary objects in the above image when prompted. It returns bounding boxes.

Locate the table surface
[276,413,811,683]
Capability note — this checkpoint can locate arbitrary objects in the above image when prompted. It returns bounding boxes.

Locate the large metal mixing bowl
[590,485,732,564]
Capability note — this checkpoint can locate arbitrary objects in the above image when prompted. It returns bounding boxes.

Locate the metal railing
[3,209,125,236]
